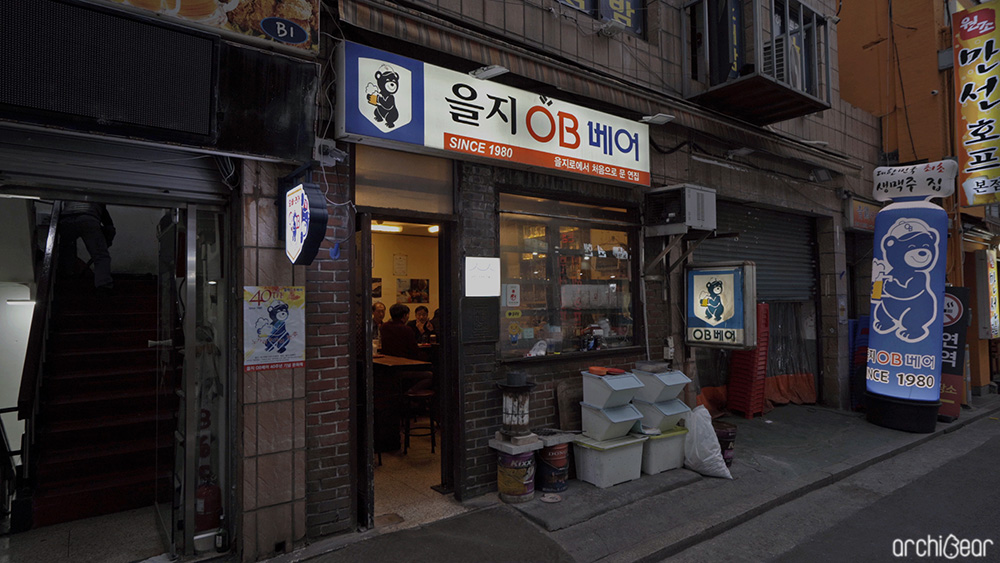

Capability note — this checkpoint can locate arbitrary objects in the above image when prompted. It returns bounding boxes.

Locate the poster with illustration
[372,278,382,298]
[244,286,305,371]
[396,278,430,303]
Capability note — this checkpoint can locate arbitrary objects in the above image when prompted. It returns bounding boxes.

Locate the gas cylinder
[195,482,222,532]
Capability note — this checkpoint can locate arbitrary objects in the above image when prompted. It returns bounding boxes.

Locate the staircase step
[36,436,172,483]
[41,388,173,422]
[51,311,156,331]
[46,347,157,373]
[44,367,159,396]
[43,410,176,450]
[49,328,159,352]
[32,468,171,528]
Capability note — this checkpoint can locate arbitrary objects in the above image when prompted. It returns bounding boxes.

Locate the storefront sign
[873,161,958,202]
[337,42,650,186]
[243,286,305,371]
[97,0,319,53]
[684,262,757,349]
[866,164,953,402]
[954,4,1000,206]
[940,286,970,421]
[285,183,328,266]
[845,198,880,232]
[975,249,1000,339]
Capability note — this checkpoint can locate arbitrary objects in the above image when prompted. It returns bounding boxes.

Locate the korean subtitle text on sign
[872,161,957,201]
[599,0,642,34]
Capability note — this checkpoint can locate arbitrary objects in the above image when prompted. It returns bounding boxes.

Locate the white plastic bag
[683,405,733,479]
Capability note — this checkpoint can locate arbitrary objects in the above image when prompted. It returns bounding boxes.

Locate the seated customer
[380,303,421,360]
[407,305,436,341]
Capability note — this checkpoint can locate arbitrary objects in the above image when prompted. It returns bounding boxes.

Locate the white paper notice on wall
[505,284,521,307]
[465,257,501,297]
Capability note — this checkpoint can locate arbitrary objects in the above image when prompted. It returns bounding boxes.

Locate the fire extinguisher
[195,481,221,532]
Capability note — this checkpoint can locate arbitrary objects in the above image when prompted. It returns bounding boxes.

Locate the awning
[337,0,861,179]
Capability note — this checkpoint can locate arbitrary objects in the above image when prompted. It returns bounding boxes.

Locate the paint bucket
[712,421,737,468]
[497,451,535,503]
[537,443,569,493]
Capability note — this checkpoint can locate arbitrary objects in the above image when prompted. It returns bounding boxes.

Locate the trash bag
[683,405,732,479]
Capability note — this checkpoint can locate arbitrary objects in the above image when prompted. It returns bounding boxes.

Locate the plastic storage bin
[573,434,647,488]
[580,402,643,441]
[632,399,691,432]
[581,371,644,408]
[632,370,691,403]
[637,426,688,474]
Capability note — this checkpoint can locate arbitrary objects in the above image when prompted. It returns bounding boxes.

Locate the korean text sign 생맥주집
[336,42,650,186]
[244,286,305,371]
[954,3,1000,206]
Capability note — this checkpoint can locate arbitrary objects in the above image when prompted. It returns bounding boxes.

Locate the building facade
[0,0,888,561]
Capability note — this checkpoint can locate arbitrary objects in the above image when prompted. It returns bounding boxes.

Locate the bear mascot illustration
[372,65,400,128]
[871,218,940,343]
[264,300,292,354]
[703,279,725,321]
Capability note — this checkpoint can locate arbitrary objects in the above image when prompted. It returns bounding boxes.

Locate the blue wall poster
[685,262,757,349]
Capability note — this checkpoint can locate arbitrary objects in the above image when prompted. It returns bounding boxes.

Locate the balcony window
[684,0,831,124]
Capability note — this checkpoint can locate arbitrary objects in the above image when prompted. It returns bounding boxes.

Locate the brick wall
[455,162,647,499]
[302,165,355,538]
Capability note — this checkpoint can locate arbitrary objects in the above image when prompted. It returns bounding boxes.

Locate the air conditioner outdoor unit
[644,184,717,236]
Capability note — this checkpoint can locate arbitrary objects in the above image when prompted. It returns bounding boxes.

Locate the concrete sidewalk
[288,394,1000,563]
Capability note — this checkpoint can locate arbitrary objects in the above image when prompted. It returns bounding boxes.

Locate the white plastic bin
[581,371,644,408]
[632,370,691,403]
[573,434,647,488]
[580,402,642,441]
[632,399,691,432]
[636,426,688,474]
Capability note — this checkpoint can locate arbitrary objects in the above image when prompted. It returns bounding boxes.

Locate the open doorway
[0,197,230,560]
[355,217,464,532]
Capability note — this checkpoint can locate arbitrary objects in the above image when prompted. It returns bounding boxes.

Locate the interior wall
[0,283,32,460]
[371,233,439,318]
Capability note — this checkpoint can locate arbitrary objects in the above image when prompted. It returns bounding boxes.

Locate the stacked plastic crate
[574,370,646,488]
[631,362,692,475]
[727,303,770,419]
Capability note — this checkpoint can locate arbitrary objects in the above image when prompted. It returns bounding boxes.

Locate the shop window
[559,0,644,38]
[499,194,638,359]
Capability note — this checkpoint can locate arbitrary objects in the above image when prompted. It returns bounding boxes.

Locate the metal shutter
[0,128,229,205]
[693,202,817,302]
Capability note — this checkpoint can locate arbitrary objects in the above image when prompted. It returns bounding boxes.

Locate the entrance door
[154,206,229,556]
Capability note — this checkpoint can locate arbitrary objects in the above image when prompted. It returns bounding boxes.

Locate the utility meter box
[645,184,717,236]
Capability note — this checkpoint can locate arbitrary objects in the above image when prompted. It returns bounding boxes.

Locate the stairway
[30,275,175,527]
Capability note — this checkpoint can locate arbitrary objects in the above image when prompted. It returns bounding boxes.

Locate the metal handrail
[16,201,62,483]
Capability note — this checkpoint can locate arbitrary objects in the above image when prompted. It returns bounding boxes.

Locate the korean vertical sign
[954,4,1000,206]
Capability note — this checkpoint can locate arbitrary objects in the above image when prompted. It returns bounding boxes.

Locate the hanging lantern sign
[865,160,956,433]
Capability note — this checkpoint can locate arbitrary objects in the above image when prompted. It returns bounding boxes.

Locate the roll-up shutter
[693,202,817,302]
[0,128,229,205]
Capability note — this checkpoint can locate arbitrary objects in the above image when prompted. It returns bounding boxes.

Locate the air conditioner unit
[644,184,717,236]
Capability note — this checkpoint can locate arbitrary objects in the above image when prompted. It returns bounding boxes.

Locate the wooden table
[372,355,432,453]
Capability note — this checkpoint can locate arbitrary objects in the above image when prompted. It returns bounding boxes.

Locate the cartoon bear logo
[263,300,291,354]
[871,218,941,342]
[366,64,400,128]
[701,279,725,321]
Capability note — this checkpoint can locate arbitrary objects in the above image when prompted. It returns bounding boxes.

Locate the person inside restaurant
[407,305,436,342]
[372,301,386,337]
[380,303,432,392]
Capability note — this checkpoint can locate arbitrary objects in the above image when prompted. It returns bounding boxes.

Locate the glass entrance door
[154,206,229,556]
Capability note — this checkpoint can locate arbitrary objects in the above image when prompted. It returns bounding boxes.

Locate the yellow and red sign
[954,3,1000,206]
[99,0,319,53]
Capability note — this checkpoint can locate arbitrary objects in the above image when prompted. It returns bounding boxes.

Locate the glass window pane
[500,202,635,359]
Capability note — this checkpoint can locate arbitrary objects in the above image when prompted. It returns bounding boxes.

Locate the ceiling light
[372,224,403,233]
[469,65,509,80]
[811,168,833,182]
[640,113,675,125]
[428,225,440,233]
[6,299,35,306]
